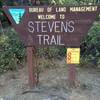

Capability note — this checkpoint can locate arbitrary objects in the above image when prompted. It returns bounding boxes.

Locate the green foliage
[0,0,99,74]
[40,0,50,4]
[50,0,100,5]
[50,0,78,5]
[0,2,9,26]
[0,1,3,7]
[81,22,100,65]
[0,8,4,21]
[0,28,25,73]
[37,46,66,59]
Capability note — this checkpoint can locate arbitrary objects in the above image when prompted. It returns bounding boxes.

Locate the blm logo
[9,9,25,24]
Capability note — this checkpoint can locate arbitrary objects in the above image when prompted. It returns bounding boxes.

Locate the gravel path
[0,59,100,100]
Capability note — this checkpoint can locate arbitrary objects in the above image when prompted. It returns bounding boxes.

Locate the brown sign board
[3,5,100,47]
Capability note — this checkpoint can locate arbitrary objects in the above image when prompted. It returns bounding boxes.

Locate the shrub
[81,22,100,65]
[0,28,25,73]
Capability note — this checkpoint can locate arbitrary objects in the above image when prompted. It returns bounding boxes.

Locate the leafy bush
[37,45,67,59]
[0,0,100,74]
[0,27,66,74]
[81,22,100,65]
[50,0,78,5]
[0,28,25,73]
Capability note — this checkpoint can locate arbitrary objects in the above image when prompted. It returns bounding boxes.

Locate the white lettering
[28,21,75,33]
[58,35,64,45]
[50,35,56,45]
[55,21,60,33]
[48,22,54,32]
[41,21,47,32]
[35,21,40,32]
[28,21,34,33]
[37,35,42,45]
[44,35,49,45]
[61,21,68,32]
[68,21,75,32]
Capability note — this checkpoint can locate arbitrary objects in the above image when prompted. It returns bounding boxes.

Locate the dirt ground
[0,58,100,100]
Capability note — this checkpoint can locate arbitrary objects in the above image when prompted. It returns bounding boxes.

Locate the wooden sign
[3,5,100,47]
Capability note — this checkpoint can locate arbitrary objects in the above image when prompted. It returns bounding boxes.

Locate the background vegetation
[0,0,100,73]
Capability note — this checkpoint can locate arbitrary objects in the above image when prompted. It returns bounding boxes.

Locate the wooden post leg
[68,64,76,87]
[27,46,36,88]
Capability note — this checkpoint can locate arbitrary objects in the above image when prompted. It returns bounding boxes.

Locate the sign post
[27,46,36,87]
[26,35,37,88]
[68,64,76,86]
[67,48,80,86]
[3,5,100,88]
